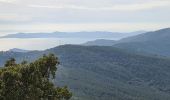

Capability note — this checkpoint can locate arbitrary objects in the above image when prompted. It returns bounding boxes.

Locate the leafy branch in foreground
[0,54,72,100]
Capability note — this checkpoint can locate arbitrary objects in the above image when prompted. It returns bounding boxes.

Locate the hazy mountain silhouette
[84,28,170,56]
[0,31,146,39]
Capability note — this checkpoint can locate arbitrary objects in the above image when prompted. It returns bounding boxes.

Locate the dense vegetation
[1,45,170,99]
[0,54,72,100]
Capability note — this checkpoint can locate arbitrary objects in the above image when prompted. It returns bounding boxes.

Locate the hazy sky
[0,0,170,35]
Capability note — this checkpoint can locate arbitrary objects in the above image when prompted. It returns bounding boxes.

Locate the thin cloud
[0,23,169,34]
[0,14,32,22]
[0,0,18,3]
[29,1,170,11]
[0,0,169,34]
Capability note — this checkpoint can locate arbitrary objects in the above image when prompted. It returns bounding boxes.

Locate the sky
[0,0,170,36]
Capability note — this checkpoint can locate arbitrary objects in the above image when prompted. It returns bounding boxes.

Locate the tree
[0,54,72,100]
[4,58,16,67]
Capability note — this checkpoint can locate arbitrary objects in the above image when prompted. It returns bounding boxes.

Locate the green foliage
[0,54,72,100]
[4,58,16,67]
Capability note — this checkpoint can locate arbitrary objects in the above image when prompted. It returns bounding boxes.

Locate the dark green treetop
[0,54,72,100]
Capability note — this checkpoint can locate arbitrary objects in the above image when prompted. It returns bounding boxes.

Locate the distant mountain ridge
[0,31,146,39]
[118,28,170,43]
[9,48,30,53]
[114,28,170,56]
[83,28,170,56]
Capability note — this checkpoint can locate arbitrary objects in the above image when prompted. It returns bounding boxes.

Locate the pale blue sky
[0,0,170,35]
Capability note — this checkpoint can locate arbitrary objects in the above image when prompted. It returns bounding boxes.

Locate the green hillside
[1,45,170,100]
[83,28,170,56]
[114,28,170,56]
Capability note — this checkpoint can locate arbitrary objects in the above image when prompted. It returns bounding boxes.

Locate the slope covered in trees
[1,45,170,99]
[113,28,170,56]
[83,28,170,56]
[0,54,72,100]
[83,39,116,46]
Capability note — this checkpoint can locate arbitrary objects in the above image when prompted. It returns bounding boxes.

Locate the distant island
[0,31,146,39]
[9,48,30,53]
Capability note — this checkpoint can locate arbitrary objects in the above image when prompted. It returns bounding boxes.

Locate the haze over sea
[0,37,118,51]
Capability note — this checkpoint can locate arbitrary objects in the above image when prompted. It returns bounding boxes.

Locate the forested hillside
[83,28,170,57]
[1,45,170,100]
[113,28,170,56]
